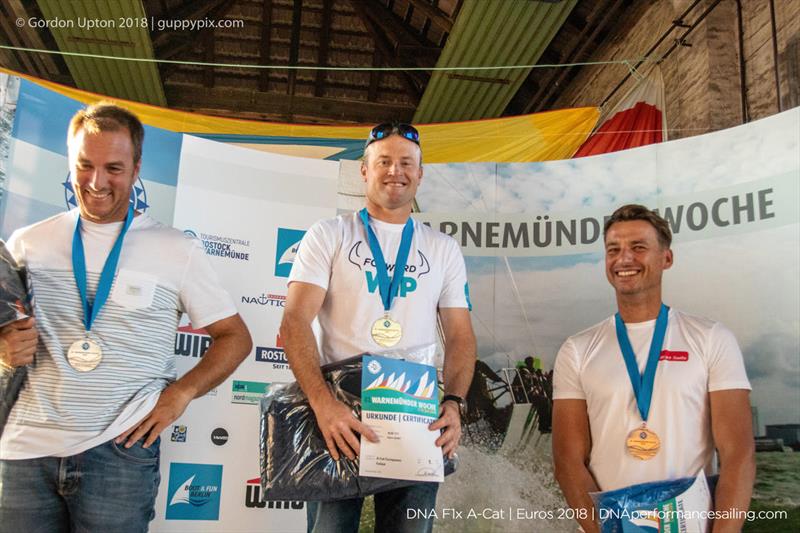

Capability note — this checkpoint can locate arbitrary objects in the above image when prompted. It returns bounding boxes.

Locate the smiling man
[0,102,252,532]
[552,204,755,533]
[281,122,476,532]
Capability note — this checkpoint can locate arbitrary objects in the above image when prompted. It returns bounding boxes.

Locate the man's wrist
[442,394,467,417]
[167,380,199,403]
[307,384,337,412]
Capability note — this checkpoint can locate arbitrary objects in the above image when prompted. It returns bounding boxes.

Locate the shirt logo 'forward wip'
[659,350,689,362]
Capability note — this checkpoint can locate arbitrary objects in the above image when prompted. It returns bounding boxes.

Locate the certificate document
[359,355,444,482]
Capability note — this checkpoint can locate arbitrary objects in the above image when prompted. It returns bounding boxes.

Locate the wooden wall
[550,0,799,139]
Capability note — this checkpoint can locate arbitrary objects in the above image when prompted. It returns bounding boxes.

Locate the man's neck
[364,203,412,224]
[616,292,663,323]
[79,209,140,224]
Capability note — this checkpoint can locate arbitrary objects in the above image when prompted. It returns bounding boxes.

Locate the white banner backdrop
[1,78,798,531]
[153,136,338,531]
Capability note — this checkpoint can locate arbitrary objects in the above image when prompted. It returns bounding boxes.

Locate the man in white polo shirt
[0,102,252,532]
[552,204,755,533]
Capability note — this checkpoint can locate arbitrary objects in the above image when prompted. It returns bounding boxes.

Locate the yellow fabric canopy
[3,67,598,162]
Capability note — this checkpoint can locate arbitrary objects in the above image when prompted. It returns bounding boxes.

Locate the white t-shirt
[0,209,237,459]
[553,308,751,491]
[288,212,469,365]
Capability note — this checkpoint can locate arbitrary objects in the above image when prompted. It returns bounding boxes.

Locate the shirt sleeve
[288,219,336,291]
[178,237,238,329]
[438,236,470,309]
[553,337,586,400]
[706,322,751,392]
[5,230,25,266]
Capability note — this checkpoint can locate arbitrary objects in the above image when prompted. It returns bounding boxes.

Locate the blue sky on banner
[1,78,182,237]
[415,109,799,432]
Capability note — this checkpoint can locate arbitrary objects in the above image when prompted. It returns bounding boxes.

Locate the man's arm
[118,313,252,448]
[280,281,377,461]
[552,399,600,533]
[709,389,755,532]
[428,307,476,458]
[0,317,37,370]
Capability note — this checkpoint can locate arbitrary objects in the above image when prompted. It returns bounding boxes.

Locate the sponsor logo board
[255,335,289,369]
[211,428,228,446]
[244,477,304,510]
[175,323,211,358]
[184,229,251,261]
[274,228,306,278]
[166,463,223,520]
[231,380,270,405]
[170,425,187,443]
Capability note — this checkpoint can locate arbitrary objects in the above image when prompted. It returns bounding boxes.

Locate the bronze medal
[626,424,660,460]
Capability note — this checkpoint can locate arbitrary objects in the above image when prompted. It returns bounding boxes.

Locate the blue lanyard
[71,204,134,332]
[358,208,414,313]
[614,304,669,423]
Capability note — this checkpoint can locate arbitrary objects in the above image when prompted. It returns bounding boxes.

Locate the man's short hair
[603,204,672,248]
[68,101,145,164]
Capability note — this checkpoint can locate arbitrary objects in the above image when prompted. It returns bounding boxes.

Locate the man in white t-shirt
[281,123,477,532]
[0,103,252,532]
[552,204,755,533]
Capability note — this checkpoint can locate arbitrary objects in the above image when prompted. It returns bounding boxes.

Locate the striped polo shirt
[0,209,236,459]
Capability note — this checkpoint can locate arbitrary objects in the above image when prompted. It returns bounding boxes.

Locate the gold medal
[67,338,103,372]
[370,316,402,347]
[626,424,660,460]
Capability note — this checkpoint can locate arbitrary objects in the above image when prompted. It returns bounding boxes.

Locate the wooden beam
[152,0,229,49]
[259,0,272,91]
[354,0,441,75]
[165,72,405,97]
[154,0,237,80]
[166,72,402,96]
[158,36,194,61]
[5,0,60,76]
[314,0,333,97]
[368,49,382,102]
[404,4,414,25]
[421,17,431,40]
[0,18,39,76]
[203,28,215,87]
[354,0,430,49]
[406,0,454,32]
[164,84,415,123]
[525,0,623,113]
[348,0,428,103]
[287,0,302,96]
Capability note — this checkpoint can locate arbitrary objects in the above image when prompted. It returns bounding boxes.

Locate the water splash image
[436,440,573,532]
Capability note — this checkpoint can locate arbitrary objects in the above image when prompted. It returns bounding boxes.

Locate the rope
[0,44,656,73]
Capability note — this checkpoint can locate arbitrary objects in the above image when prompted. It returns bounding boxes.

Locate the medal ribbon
[615,303,669,423]
[71,203,134,332]
[358,208,414,313]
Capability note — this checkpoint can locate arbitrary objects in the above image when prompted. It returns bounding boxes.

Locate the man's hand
[312,396,378,461]
[0,317,37,369]
[115,382,195,449]
[429,400,461,458]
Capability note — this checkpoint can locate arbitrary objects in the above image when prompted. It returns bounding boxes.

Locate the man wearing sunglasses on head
[281,122,477,532]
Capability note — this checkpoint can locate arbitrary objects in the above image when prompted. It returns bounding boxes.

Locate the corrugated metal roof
[36,0,166,106]
[414,0,576,123]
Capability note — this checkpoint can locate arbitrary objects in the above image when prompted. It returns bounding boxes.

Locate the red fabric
[573,102,663,158]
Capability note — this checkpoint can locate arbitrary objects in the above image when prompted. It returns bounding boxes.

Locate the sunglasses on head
[365,122,420,148]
